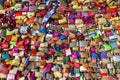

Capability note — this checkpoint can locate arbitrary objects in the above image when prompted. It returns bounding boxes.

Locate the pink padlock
[68,19,75,24]
[63,30,69,36]
[117,74,120,78]
[72,52,77,59]
[12,47,18,53]
[24,38,30,45]
[53,20,59,25]
[74,77,80,80]
[63,73,69,77]
[18,51,24,57]
[8,47,18,56]
[65,48,72,56]
[48,48,55,55]
[8,51,13,56]
[30,72,35,80]
[34,41,40,47]
[22,6,29,12]
[29,0,36,5]
[44,63,52,73]
[53,30,59,37]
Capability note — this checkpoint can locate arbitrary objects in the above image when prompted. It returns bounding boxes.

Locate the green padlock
[80,73,85,80]
[103,21,111,27]
[103,43,112,50]
[9,41,16,45]
[0,0,4,9]
[116,62,120,69]
[92,33,100,39]
[56,51,62,55]
[63,56,70,64]
[74,68,80,73]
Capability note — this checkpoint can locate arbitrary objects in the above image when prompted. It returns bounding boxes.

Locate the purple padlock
[69,14,75,19]
[42,0,47,3]
[7,12,14,18]
[100,52,107,58]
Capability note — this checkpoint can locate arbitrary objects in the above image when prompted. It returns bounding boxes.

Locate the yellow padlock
[6,60,12,65]
[110,5,117,9]
[110,17,119,21]
[78,0,85,3]
[88,28,95,33]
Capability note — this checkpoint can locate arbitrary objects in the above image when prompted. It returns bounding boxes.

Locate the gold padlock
[72,46,79,51]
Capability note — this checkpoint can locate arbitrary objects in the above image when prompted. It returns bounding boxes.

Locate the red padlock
[73,62,80,68]
[30,49,37,56]
[17,40,24,48]
[1,43,9,49]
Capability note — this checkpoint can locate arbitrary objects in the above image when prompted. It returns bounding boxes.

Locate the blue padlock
[87,32,96,37]
[82,12,89,17]
[2,52,9,59]
[109,36,118,41]
[110,42,118,49]
[25,57,29,65]
[59,35,67,40]
[69,14,75,19]
[54,44,62,51]
[42,6,56,24]
[113,56,120,62]
[91,53,98,58]
[76,51,80,58]
[42,0,47,3]
[39,27,47,34]
[70,67,75,76]
[42,73,46,79]
[31,29,36,35]
[19,26,28,34]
